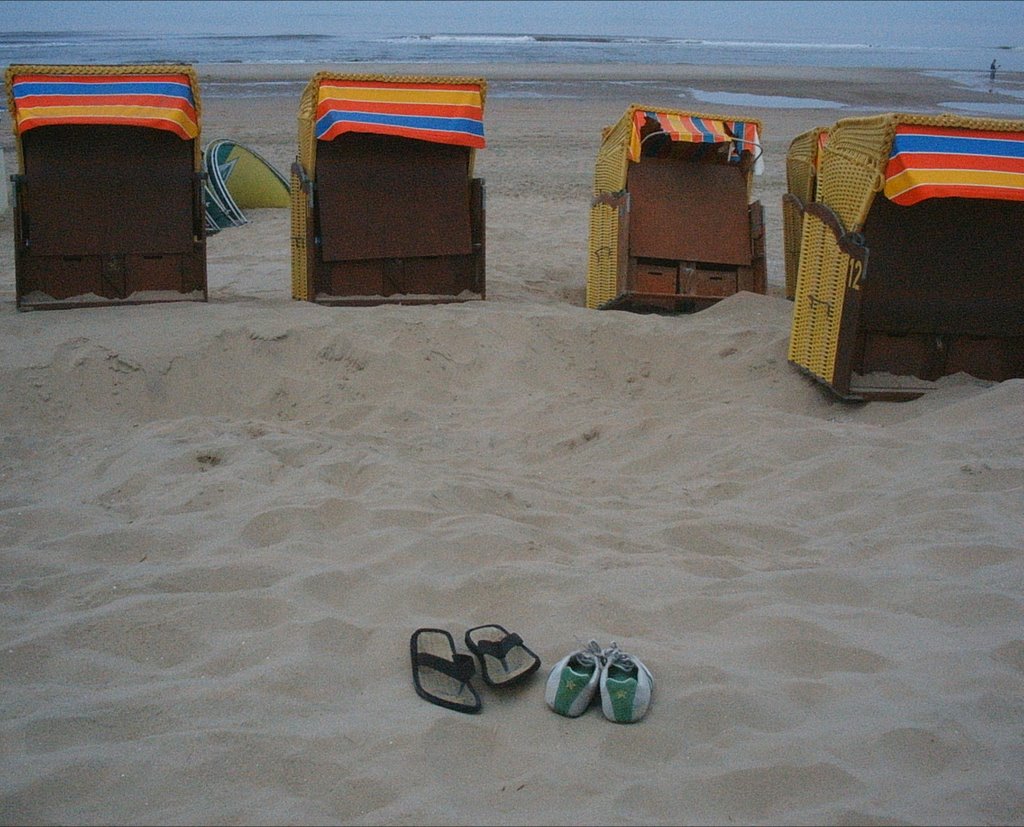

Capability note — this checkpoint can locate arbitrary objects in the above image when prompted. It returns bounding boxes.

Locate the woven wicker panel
[783,126,826,299]
[5,63,203,170]
[592,107,633,195]
[781,194,804,300]
[788,213,852,385]
[296,74,319,179]
[586,108,632,308]
[586,104,763,308]
[290,168,307,300]
[815,114,894,232]
[586,203,620,308]
[291,73,323,300]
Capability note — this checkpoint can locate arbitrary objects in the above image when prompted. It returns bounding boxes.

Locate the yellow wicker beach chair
[787,112,1024,401]
[782,125,828,300]
[586,105,766,313]
[5,64,207,310]
[291,72,486,306]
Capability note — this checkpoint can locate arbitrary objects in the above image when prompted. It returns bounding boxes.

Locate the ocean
[1,30,1022,74]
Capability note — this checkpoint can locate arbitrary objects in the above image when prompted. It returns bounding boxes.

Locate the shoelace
[574,639,605,666]
[602,642,637,670]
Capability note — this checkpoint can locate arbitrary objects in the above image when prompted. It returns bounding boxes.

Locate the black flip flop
[410,628,482,714]
[464,624,542,688]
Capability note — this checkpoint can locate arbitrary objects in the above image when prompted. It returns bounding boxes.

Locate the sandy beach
[1,62,1023,825]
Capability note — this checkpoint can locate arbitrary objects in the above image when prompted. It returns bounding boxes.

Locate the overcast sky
[1,1,1020,48]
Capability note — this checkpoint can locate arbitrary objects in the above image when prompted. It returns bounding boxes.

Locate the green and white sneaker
[599,643,654,723]
[545,640,604,717]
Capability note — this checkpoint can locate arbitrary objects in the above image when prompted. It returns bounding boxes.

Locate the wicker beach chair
[586,105,766,313]
[291,73,486,306]
[5,64,207,310]
[787,112,1024,401]
[782,125,829,300]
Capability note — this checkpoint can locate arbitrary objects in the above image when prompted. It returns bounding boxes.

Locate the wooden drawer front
[322,258,384,297]
[680,268,738,298]
[632,263,677,295]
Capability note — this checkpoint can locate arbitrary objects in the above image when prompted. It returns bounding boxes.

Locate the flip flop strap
[415,651,476,683]
[475,632,523,659]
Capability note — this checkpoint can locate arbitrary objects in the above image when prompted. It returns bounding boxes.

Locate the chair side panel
[316,134,472,262]
[854,194,1024,381]
[627,159,751,266]
[23,125,194,255]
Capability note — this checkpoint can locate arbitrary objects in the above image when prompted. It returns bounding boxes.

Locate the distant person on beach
[990,59,999,82]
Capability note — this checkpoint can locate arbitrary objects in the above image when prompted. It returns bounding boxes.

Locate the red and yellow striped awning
[883,124,1024,205]
[9,71,199,139]
[629,110,760,162]
[315,78,485,147]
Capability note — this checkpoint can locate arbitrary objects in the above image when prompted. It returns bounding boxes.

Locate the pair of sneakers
[544,640,654,723]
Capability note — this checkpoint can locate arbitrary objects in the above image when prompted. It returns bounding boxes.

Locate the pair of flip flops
[410,624,542,714]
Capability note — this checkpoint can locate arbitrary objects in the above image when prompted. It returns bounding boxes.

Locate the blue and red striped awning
[315,79,485,147]
[883,124,1024,205]
[9,72,199,139]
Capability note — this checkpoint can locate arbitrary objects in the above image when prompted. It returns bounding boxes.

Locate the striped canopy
[629,110,760,163]
[315,78,486,147]
[883,124,1024,206]
[8,72,199,139]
